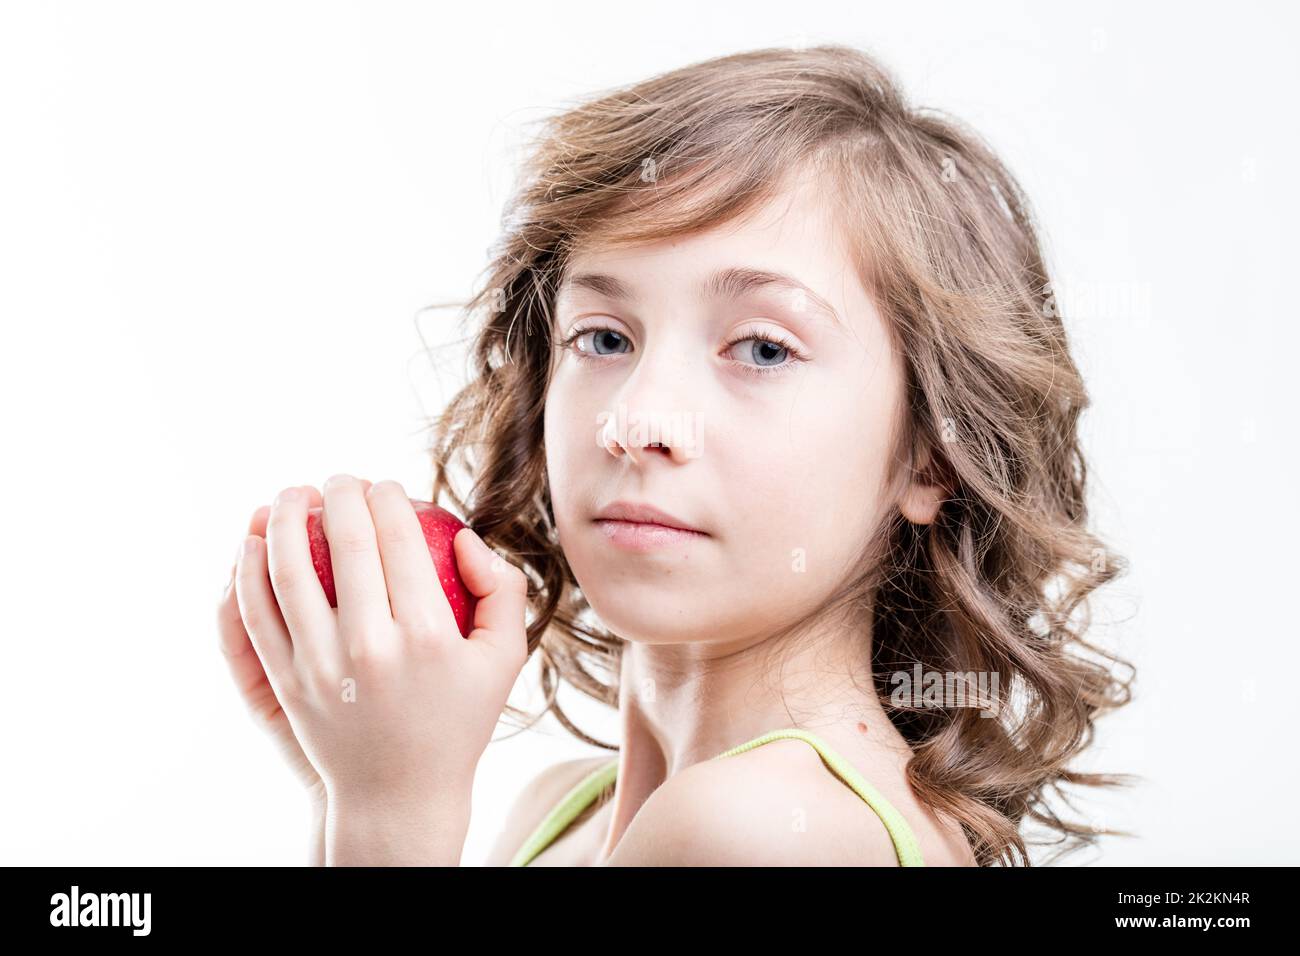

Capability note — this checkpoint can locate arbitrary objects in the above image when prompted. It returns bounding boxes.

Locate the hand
[232,474,529,813]
[217,485,367,804]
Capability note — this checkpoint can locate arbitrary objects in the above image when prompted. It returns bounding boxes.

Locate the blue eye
[566,327,631,357]
[723,332,799,376]
[557,324,806,378]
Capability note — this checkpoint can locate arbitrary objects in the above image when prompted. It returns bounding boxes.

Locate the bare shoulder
[481,754,616,867]
[602,739,901,866]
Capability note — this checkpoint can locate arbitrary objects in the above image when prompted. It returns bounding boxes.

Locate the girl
[217,44,1135,867]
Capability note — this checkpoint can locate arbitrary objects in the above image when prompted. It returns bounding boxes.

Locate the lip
[594,519,709,552]
[593,500,706,534]
[593,500,710,553]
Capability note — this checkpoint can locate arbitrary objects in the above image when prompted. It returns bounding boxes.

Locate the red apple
[305,499,478,638]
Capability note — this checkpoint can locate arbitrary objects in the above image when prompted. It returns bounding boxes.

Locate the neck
[594,609,913,862]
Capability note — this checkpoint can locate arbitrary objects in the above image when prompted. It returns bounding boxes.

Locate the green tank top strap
[508,726,926,867]
[711,727,926,867]
[508,760,618,867]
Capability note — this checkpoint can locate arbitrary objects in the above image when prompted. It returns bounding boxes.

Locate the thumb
[453,528,529,655]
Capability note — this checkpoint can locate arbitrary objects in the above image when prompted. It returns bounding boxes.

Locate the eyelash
[557,323,807,379]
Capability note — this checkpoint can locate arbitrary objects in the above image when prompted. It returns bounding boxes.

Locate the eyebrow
[557,266,845,329]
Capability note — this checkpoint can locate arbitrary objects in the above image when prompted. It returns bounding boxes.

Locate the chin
[575,579,701,638]
[580,583,764,648]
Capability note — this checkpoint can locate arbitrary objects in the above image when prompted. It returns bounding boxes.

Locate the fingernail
[242,536,259,556]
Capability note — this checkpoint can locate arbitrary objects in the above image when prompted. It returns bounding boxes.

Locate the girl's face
[544,168,917,648]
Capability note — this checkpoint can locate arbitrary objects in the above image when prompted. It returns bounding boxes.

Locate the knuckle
[504,561,529,593]
[345,640,392,674]
[344,641,375,667]
[331,530,375,555]
[269,562,299,595]
[238,605,265,638]
[334,584,387,618]
[374,520,412,551]
[402,618,442,644]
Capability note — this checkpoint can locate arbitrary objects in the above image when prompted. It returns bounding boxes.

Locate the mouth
[593,519,710,552]
[592,500,707,534]
[592,500,710,552]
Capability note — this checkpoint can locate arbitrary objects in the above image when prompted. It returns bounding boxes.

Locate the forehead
[556,166,868,335]
[563,163,845,275]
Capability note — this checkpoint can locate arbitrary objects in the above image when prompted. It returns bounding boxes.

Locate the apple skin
[305,499,478,638]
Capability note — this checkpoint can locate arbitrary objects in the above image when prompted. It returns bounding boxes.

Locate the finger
[453,527,528,658]
[248,485,322,537]
[234,535,294,683]
[217,570,290,725]
[248,505,271,537]
[301,485,328,506]
[265,485,336,657]
[365,480,458,641]
[321,474,391,648]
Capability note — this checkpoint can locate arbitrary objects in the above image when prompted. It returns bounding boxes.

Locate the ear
[899,442,949,525]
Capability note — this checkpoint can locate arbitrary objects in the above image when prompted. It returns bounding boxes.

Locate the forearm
[325,790,471,866]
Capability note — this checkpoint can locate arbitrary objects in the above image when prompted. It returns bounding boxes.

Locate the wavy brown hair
[421,43,1138,866]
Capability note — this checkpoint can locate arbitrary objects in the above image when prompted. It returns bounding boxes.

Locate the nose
[600,406,696,464]
[602,426,679,464]
[598,350,700,465]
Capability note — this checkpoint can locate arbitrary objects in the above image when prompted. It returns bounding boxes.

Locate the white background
[1,1,1295,866]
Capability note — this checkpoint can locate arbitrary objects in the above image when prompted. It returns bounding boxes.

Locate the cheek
[543,379,606,539]
[721,380,893,581]
[545,368,602,442]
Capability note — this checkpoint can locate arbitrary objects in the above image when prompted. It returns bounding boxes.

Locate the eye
[723,326,806,378]
[556,322,806,379]
[561,326,631,358]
